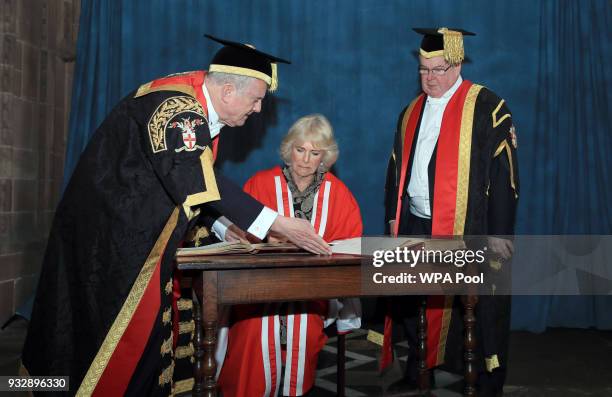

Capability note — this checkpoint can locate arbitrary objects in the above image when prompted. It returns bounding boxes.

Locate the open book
[329,237,466,255]
[176,241,305,257]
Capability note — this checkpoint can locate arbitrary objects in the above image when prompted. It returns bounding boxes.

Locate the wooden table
[177,253,479,397]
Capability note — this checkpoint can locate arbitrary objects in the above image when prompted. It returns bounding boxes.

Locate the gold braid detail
[162,307,171,325]
[438,27,464,65]
[173,378,194,395]
[493,140,519,199]
[435,295,455,365]
[177,299,193,311]
[492,99,511,128]
[179,320,195,334]
[159,360,175,386]
[161,336,173,357]
[76,208,180,396]
[175,343,195,360]
[148,96,206,153]
[453,84,483,235]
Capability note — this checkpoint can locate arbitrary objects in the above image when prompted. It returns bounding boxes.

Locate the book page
[330,237,361,255]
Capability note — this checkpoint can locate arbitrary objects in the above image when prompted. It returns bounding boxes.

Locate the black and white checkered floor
[2,320,612,396]
[311,329,464,397]
[309,328,612,397]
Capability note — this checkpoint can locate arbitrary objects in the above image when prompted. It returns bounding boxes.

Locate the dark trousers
[395,200,507,396]
[394,203,433,383]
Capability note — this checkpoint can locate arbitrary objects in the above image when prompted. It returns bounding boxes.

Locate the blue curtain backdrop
[63,0,612,331]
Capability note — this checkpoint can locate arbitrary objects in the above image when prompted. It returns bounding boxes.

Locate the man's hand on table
[270,216,331,255]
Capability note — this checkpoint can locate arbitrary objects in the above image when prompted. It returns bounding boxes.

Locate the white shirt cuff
[211,216,233,241]
[247,206,278,240]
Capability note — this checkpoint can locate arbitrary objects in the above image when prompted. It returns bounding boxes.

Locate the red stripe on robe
[393,95,426,236]
[425,81,472,368]
[384,81,475,371]
[93,256,164,396]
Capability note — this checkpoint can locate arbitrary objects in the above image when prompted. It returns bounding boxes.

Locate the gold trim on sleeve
[453,84,483,235]
[492,99,511,128]
[493,140,518,199]
[504,143,518,199]
[164,280,173,295]
[182,147,221,218]
[493,140,507,158]
[76,208,180,396]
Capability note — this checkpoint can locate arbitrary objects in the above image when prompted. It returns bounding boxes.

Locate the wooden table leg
[193,271,219,397]
[417,296,431,393]
[462,295,478,397]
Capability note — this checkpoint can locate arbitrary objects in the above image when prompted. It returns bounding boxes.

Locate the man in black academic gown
[22,35,331,396]
[383,28,519,396]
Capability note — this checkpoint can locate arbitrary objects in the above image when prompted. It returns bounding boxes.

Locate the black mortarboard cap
[413,27,475,65]
[205,34,290,92]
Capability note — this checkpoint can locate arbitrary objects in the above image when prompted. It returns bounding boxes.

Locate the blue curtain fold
[511,0,612,332]
[63,0,612,330]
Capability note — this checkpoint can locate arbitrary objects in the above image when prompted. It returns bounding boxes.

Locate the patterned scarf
[282,165,325,222]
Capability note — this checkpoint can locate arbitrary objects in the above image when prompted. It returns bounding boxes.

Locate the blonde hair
[279,114,339,170]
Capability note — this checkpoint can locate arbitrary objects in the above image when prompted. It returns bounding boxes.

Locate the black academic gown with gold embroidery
[385,83,519,236]
[22,74,264,396]
[383,80,519,389]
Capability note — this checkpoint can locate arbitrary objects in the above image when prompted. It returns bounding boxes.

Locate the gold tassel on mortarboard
[269,63,278,92]
[438,27,464,65]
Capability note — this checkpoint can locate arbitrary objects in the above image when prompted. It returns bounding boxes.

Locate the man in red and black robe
[21,35,330,396]
[383,28,519,396]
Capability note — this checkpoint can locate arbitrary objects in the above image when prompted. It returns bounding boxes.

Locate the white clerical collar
[427,75,463,104]
[202,81,224,139]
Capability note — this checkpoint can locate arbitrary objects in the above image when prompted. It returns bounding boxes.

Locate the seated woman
[217,114,363,396]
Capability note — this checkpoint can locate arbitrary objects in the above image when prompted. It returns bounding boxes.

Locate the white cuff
[211,216,233,241]
[246,206,278,240]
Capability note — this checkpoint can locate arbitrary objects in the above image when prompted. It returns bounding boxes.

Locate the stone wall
[0,0,80,324]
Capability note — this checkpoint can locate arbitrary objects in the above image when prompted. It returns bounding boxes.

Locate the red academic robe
[217,166,363,397]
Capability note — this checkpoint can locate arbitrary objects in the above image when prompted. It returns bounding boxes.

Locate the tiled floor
[2,318,612,396]
[310,328,612,396]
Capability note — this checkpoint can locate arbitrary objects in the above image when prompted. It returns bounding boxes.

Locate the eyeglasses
[418,64,452,76]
